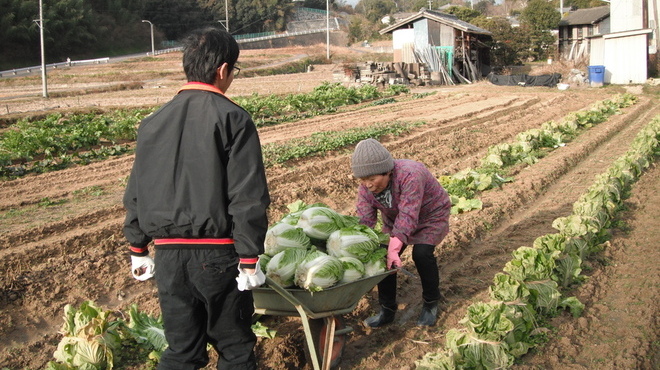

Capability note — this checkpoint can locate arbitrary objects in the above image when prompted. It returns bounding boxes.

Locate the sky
[339,0,359,7]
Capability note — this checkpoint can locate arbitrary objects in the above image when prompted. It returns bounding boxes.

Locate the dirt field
[0,45,658,370]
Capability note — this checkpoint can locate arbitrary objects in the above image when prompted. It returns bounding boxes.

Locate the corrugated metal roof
[559,6,610,26]
[379,8,492,36]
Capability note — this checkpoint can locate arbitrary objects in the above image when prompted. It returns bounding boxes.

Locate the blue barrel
[588,65,605,86]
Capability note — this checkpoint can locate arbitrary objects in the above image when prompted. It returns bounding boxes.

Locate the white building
[589,0,658,84]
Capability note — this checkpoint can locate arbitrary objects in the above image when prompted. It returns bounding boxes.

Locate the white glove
[131,255,155,281]
[236,259,266,291]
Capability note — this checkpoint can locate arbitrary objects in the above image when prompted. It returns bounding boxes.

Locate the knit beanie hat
[351,138,394,178]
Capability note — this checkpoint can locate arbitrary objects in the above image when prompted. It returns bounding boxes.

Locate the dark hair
[182,27,239,84]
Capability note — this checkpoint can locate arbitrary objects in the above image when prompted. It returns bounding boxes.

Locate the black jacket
[123,83,270,258]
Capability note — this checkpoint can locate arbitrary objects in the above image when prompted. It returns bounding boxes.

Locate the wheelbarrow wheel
[308,316,346,369]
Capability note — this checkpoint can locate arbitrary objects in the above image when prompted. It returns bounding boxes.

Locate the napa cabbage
[126,304,167,362]
[263,222,311,256]
[49,301,122,370]
[294,251,344,292]
[258,254,271,274]
[338,256,365,284]
[489,273,530,303]
[445,302,517,369]
[266,248,309,287]
[362,248,387,276]
[326,225,380,261]
[296,206,358,241]
[279,200,329,225]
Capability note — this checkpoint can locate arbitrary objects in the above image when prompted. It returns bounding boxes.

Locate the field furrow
[0,78,656,370]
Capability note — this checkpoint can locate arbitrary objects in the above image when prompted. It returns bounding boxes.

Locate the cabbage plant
[127,304,167,362]
[49,301,122,369]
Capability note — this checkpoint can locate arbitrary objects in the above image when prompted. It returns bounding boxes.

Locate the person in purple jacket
[351,138,451,327]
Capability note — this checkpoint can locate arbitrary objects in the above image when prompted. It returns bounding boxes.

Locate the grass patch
[73,185,105,198]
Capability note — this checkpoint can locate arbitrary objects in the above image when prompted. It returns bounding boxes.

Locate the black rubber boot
[416,300,438,326]
[364,305,396,328]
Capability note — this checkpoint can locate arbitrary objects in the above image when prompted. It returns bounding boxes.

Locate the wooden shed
[379,8,492,84]
[558,6,610,62]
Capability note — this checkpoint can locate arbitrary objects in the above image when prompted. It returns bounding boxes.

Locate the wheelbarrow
[253,270,394,370]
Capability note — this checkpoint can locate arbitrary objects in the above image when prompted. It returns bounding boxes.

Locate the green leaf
[251,321,277,339]
[559,296,585,317]
[127,304,168,352]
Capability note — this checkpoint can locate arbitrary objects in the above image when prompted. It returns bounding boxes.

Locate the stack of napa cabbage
[260,201,388,292]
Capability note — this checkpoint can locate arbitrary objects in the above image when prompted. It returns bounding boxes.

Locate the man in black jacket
[123,27,270,370]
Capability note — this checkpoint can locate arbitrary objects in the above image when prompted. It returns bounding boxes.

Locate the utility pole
[142,20,154,55]
[225,0,229,32]
[326,0,330,59]
[218,0,229,32]
[38,0,48,98]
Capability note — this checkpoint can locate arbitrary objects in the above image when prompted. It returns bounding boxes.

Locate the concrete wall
[610,0,645,32]
[239,31,347,50]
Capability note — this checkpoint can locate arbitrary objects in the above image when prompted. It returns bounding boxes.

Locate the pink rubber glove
[387,236,404,269]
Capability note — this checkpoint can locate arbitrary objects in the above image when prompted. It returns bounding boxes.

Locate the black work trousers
[154,248,257,370]
[377,243,441,309]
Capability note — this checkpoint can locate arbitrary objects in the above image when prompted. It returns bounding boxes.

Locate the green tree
[0,0,40,66]
[356,0,396,23]
[89,0,148,54]
[473,1,494,15]
[410,0,427,11]
[0,0,37,45]
[232,0,293,34]
[347,13,389,44]
[348,15,367,44]
[472,15,528,66]
[142,0,210,40]
[560,0,609,9]
[303,0,334,10]
[516,0,560,62]
[526,28,556,61]
[520,0,560,31]
[445,5,482,23]
[44,0,99,59]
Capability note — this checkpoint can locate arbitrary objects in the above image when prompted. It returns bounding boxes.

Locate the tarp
[487,72,562,87]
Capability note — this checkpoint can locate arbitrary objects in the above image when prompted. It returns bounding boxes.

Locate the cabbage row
[260,201,389,292]
[234,82,410,127]
[0,109,151,179]
[440,93,638,214]
[416,114,658,369]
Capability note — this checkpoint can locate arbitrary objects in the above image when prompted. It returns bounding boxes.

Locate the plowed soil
[0,47,658,370]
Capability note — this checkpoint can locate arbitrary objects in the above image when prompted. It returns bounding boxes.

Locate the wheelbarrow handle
[262,276,324,370]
